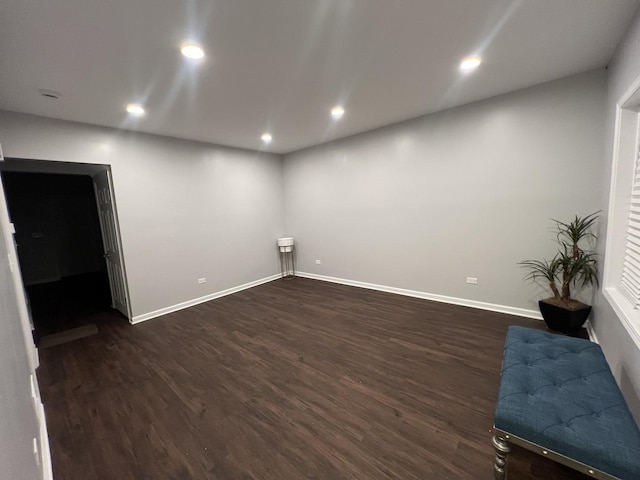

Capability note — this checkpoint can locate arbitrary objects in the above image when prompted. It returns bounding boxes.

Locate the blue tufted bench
[492,326,640,480]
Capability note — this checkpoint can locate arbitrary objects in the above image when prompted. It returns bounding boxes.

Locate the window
[620,145,640,306]
[603,78,640,348]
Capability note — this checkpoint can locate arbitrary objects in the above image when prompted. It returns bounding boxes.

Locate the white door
[93,170,130,319]
[0,169,37,371]
[0,146,53,480]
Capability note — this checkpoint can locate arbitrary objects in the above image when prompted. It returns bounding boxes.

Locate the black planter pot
[538,300,592,334]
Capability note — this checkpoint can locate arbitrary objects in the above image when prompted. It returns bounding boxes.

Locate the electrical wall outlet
[466,277,478,285]
[315,259,322,265]
[197,277,207,284]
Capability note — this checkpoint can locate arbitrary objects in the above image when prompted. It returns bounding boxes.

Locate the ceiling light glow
[181,44,205,59]
[261,133,272,144]
[331,106,345,119]
[126,103,145,116]
[460,56,481,71]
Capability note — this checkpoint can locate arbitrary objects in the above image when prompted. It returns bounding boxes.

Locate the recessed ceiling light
[126,103,145,116]
[460,56,482,71]
[331,106,345,119]
[181,44,205,60]
[261,133,272,144]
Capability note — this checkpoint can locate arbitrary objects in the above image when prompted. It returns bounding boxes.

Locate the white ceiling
[0,0,638,154]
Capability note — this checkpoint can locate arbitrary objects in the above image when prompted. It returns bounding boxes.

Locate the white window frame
[603,73,640,349]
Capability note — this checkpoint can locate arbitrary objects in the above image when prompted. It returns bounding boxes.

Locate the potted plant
[520,212,599,333]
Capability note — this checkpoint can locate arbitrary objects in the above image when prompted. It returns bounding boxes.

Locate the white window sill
[603,287,640,349]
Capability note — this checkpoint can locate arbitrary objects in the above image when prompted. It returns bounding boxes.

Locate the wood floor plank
[37,277,593,479]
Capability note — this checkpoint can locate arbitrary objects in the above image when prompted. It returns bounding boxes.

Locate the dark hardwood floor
[37,277,592,480]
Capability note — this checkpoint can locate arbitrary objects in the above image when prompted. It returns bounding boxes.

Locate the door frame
[0,158,133,322]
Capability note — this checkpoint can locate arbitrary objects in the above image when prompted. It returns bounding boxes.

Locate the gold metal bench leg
[492,434,511,480]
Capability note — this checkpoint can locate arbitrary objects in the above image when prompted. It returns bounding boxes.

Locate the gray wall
[593,7,640,422]
[0,112,285,318]
[0,197,42,478]
[283,70,606,313]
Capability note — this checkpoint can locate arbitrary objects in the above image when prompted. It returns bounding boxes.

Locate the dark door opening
[1,171,115,343]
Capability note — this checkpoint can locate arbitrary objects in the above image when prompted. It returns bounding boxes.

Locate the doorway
[0,159,131,345]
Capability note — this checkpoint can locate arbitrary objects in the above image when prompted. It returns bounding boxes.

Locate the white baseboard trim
[297,272,542,320]
[131,274,281,324]
[586,320,599,343]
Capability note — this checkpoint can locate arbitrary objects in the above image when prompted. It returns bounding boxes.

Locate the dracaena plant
[520,212,599,307]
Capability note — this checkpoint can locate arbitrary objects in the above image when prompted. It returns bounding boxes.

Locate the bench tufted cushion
[494,326,640,479]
